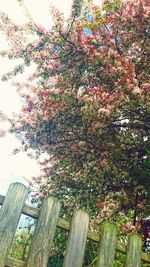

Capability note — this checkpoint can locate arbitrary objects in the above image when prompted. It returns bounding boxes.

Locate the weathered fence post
[63,210,89,267]
[126,233,142,267]
[26,197,61,267]
[0,183,28,267]
[0,183,149,267]
[96,222,117,267]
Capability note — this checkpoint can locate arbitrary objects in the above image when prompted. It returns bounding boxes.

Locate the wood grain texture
[5,257,25,267]
[63,210,89,267]
[0,193,150,263]
[26,197,61,267]
[126,233,142,267]
[0,183,28,267]
[97,222,117,267]
[0,194,4,204]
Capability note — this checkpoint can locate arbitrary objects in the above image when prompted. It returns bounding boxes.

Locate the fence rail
[0,183,150,267]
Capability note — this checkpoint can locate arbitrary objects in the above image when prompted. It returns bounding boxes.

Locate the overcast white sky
[0,0,100,195]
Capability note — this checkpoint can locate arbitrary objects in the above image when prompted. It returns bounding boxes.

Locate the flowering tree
[0,0,150,234]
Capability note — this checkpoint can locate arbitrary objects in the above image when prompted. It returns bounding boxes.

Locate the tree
[0,0,150,230]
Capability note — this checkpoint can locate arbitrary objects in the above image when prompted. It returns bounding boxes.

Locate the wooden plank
[26,197,61,267]
[117,242,149,264]
[0,194,5,204]
[0,183,28,267]
[22,204,40,219]
[0,194,150,263]
[97,222,117,267]
[5,257,25,267]
[63,210,89,267]
[126,233,142,267]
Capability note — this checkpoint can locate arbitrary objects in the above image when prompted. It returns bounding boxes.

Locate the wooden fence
[0,183,149,267]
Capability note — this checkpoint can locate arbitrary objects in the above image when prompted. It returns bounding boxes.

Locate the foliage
[48,228,67,267]
[9,228,33,260]
[0,0,150,264]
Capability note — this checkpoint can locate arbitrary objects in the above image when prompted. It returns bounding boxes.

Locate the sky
[0,0,101,195]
